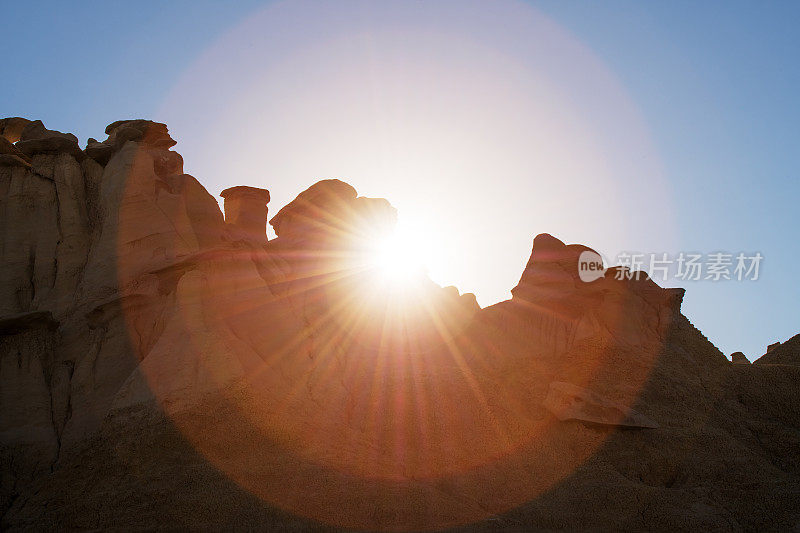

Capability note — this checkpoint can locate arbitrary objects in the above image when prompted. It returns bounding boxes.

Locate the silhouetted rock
[731,351,750,364]
[15,120,82,157]
[768,341,781,352]
[269,178,396,244]
[755,334,800,366]
[104,119,176,149]
[84,137,115,165]
[0,117,30,143]
[1,118,798,531]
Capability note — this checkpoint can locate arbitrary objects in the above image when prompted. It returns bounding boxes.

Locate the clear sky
[2,1,798,361]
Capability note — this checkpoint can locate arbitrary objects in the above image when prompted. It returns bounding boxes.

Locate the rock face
[0,311,61,514]
[0,137,31,169]
[1,117,799,531]
[755,334,800,366]
[543,381,659,428]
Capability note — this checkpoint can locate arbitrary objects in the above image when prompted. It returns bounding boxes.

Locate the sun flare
[368,229,425,285]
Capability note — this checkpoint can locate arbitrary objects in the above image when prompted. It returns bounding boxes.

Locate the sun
[367,228,425,286]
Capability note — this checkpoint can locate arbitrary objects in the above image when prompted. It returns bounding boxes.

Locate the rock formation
[219,185,270,242]
[755,334,800,366]
[1,117,799,531]
[730,351,750,364]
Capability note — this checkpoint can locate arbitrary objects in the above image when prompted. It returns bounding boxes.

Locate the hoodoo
[220,185,271,242]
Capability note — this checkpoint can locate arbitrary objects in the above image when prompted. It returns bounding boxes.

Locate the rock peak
[269,179,396,244]
[220,185,271,242]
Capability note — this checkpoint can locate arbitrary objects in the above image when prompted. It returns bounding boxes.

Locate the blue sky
[535,2,800,360]
[2,1,798,360]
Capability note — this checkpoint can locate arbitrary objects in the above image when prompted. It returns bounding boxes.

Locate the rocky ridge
[755,334,800,366]
[0,118,798,531]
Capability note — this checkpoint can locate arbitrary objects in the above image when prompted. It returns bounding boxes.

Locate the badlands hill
[0,118,799,531]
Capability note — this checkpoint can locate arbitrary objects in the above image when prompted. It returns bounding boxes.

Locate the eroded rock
[15,120,82,158]
[84,137,115,165]
[0,117,31,143]
[0,310,58,334]
[0,311,61,512]
[1,117,798,531]
[755,334,800,366]
[220,185,270,243]
[0,137,30,167]
[731,351,750,364]
[269,179,396,244]
[105,119,177,149]
[543,381,659,428]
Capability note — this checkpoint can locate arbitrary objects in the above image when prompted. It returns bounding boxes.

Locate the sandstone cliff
[0,118,798,531]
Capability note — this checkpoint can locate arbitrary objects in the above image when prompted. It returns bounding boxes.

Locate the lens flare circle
[139,0,681,530]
